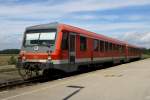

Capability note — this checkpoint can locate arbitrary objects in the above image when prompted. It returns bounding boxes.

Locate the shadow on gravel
[63,85,84,100]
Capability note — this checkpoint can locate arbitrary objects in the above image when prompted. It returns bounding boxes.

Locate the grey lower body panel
[16,61,78,73]
[16,56,141,73]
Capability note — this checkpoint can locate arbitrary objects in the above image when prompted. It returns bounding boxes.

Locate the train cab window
[94,39,99,51]
[100,40,104,52]
[80,36,87,51]
[61,32,68,50]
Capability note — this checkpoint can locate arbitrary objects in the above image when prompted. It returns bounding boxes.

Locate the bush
[8,56,17,65]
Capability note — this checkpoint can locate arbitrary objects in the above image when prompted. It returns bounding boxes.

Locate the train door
[69,33,76,64]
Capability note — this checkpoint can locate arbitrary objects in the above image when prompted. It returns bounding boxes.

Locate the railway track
[0,75,48,91]
[0,79,24,90]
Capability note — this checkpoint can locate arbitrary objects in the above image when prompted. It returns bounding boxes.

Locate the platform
[0,59,150,100]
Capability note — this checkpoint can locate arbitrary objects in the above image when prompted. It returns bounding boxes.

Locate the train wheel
[43,69,51,79]
[31,69,40,78]
[18,67,32,80]
[18,68,40,80]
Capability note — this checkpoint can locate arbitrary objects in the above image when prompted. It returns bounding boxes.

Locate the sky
[0,0,150,50]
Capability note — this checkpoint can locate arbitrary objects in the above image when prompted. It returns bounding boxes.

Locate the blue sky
[0,0,150,50]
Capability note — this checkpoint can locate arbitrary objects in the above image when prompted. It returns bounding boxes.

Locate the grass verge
[0,54,18,66]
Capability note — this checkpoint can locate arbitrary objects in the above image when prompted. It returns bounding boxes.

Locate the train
[16,22,142,79]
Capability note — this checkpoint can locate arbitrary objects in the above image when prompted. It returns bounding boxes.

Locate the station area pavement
[0,58,150,100]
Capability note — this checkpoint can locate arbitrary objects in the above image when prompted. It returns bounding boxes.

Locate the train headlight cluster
[47,50,52,61]
[19,50,26,61]
[20,51,26,55]
[22,56,26,61]
[48,56,51,60]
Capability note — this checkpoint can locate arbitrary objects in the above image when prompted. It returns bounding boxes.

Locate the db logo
[34,46,39,51]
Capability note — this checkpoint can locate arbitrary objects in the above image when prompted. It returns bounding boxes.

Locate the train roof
[26,22,58,30]
[26,22,141,49]
[59,23,127,46]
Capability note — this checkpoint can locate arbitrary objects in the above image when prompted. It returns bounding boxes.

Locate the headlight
[48,56,51,60]
[22,56,26,61]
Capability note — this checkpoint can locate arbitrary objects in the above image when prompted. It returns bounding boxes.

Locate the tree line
[0,49,20,54]
[142,48,150,55]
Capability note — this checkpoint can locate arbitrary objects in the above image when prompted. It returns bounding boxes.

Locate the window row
[128,47,141,54]
[93,39,125,53]
[61,33,126,53]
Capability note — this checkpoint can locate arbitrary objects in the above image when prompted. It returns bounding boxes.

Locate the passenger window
[109,43,112,51]
[112,44,115,51]
[105,42,108,52]
[119,45,122,53]
[100,40,104,52]
[114,44,117,51]
[94,39,99,51]
[61,32,68,50]
[122,46,125,53]
[117,45,120,51]
[80,36,87,51]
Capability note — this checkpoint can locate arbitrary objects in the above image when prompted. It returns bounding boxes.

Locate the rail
[0,76,47,91]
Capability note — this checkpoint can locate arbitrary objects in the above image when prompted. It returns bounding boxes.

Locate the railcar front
[16,25,60,79]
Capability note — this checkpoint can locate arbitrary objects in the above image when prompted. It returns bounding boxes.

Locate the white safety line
[1,73,93,100]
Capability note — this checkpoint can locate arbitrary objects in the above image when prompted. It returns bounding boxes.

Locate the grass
[0,67,17,73]
[0,54,18,73]
[0,54,18,66]
[142,54,150,59]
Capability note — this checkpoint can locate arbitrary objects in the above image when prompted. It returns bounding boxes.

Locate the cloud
[113,32,150,49]
[68,14,119,21]
[68,22,150,34]
[0,33,22,49]
[1,0,150,19]
[0,0,150,49]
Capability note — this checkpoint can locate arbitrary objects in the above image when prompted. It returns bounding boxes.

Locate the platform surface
[0,59,150,100]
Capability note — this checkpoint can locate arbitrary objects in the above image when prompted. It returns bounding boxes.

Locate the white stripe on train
[24,56,140,64]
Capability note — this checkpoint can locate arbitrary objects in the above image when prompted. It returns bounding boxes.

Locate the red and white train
[17,22,142,79]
